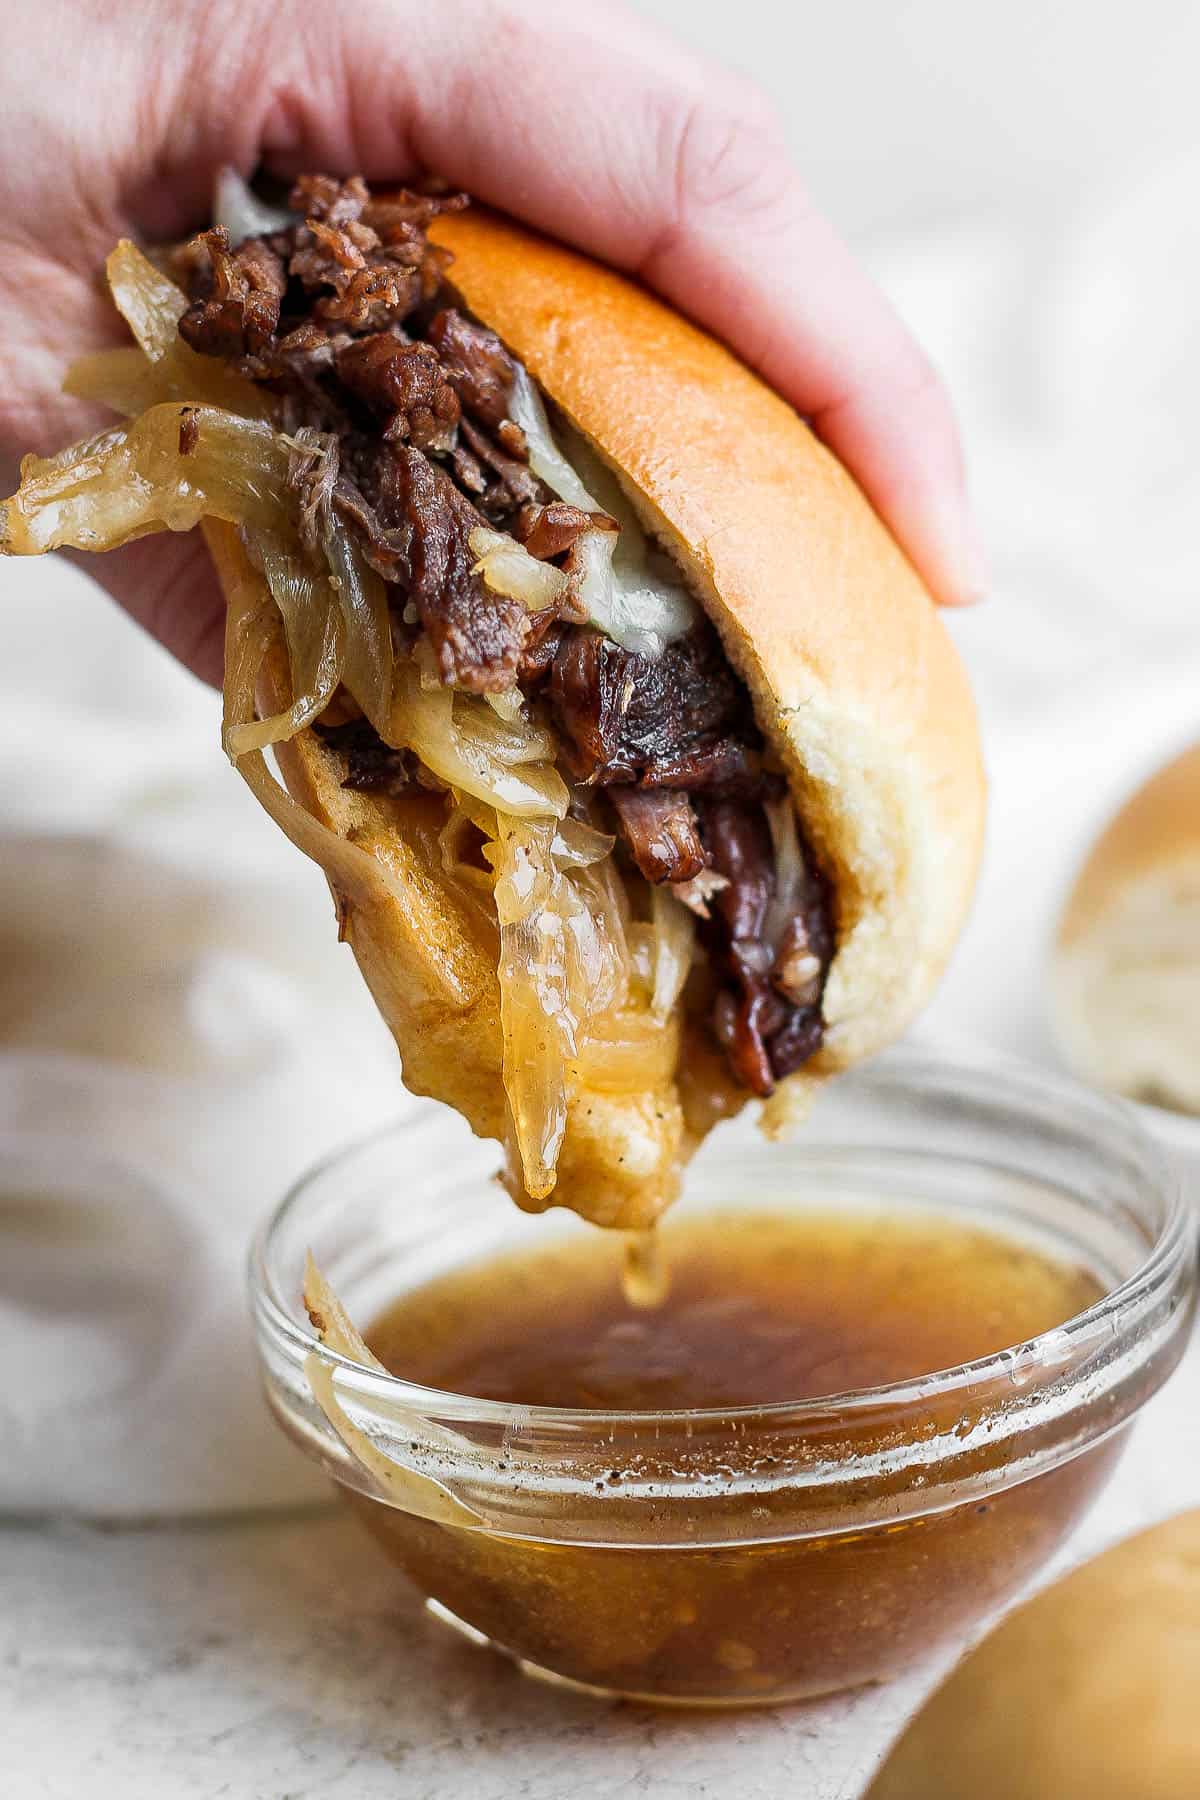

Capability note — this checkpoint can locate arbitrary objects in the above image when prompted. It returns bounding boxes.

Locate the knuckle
[893,343,946,407]
[662,95,797,231]
[890,345,963,462]
[870,343,965,483]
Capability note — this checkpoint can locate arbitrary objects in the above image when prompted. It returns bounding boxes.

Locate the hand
[1,0,985,684]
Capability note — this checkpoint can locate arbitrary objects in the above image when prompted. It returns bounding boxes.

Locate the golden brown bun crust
[867,1509,1200,1799]
[431,210,985,1103]
[1058,743,1200,947]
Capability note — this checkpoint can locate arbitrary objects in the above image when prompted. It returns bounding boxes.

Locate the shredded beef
[457,416,541,517]
[314,718,416,795]
[177,171,835,1094]
[517,618,565,687]
[608,788,707,886]
[335,335,461,452]
[385,445,528,691]
[179,228,287,358]
[547,623,754,788]
[516,500,609,562]
[323,473,407,582]
[697,799,829,1095]
[425,309,518,432]
[284,175,462,331]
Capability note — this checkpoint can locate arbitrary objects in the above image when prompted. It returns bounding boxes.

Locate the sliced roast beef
[609,788,707,885]
[335,335,461,452]
[178,228,287,358]
[314,718,416,795]
[327,474,411,584]
[425,309,518,431]
[457,416,541,516]
[547,623,753,789]
[697,798,828,1095]
[383,445,528,692]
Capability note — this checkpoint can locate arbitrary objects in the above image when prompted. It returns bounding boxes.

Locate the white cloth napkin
[2,156,1199,1518]
[0,567,415,1514]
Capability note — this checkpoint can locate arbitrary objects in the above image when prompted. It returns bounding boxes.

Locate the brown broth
[350,1209,1119,1704]
[367,1210,1104,1409]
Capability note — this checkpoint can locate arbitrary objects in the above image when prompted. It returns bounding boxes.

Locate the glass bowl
[249,1047,1196,1706]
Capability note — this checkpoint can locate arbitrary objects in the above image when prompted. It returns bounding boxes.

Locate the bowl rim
[249,1042,1198,1433]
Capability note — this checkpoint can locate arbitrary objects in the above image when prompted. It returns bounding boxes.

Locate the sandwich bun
[866,1509,1200,1800]
[1053,743,1200,1113]
[211,209,986,1224]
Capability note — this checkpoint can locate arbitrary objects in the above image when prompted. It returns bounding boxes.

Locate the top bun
[430,209,985,1120]
[1053,742,1200,1111]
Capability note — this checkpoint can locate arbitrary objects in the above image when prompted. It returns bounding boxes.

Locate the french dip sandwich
[1,174,985,1226]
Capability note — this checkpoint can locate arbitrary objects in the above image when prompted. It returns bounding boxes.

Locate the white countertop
[5,1330,1198,1800]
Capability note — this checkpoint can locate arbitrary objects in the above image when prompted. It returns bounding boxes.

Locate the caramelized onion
[551,817,616,870]
[106,239,189,359]
[324,516,394,736]
[64,347,174,418]
[485,816,574,1199]
[484,688,525,724]
[388,663,568,819]
[214,166,298,244]
[468,525,568,612]
[101,241,269,418]
[302,1254,484,1527]
[479,801,635,1197]
[224,536,345,756]
[3,404,289,554]
[649,884,695,1020]
[566,859,632,1015]
[215,527,453,944]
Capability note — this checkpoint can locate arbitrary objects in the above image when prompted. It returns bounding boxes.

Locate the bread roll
[1053,744,1200,1113]
[866,1509,1200,1800]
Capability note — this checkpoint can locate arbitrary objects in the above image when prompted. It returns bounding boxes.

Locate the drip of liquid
[620,1227,670,1310]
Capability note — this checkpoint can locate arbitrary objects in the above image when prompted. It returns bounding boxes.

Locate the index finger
[146,0,987,604]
